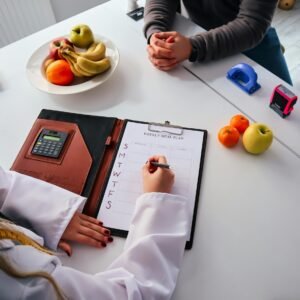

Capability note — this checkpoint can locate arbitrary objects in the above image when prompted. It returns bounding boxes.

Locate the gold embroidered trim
[0,229,54,255]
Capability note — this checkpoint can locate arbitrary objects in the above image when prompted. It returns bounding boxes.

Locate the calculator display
[43,135,60,142]
[31,129,68,158]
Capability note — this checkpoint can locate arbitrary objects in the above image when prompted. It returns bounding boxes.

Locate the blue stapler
[227,63,261,95]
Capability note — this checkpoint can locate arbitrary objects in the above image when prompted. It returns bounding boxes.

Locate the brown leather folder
[11,109,125,217]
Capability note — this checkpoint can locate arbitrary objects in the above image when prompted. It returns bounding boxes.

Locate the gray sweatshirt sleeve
[143,0,278,61]
[143,0,179,41]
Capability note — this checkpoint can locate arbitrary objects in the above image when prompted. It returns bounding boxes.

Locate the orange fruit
[230,114,250,134]
[46,59,74,85]
[218,125,240,147]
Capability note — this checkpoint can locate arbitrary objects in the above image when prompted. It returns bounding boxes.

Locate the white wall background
[50,0,108,22]
[0,0,109,48]
[0,0,56,47]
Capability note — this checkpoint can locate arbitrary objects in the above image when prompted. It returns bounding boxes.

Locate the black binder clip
[148,121,184,136]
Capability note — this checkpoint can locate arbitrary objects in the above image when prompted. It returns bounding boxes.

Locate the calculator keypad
[32,140,63,158]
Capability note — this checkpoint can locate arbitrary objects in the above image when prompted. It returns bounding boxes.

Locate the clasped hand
[147,31,192,71]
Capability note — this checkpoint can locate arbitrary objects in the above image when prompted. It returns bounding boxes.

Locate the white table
[173,16,300,158]
[1,0,300,299]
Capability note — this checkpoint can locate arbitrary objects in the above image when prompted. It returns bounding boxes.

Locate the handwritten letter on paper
[97,121,205,239]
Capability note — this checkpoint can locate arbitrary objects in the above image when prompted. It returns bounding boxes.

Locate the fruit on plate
[43,58,55,71]
[59,41,106,62]
[70,24,94,48]
[45,59,74,85]
[60,47,110,77]
[49,37,73,60]
[230,114,250,134]
[77,42,106,61]
[242,123,273,154]
[218,125,240,148]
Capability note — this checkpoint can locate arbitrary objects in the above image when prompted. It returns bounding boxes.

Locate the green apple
[242,123,273,154]
[70,24,94,48]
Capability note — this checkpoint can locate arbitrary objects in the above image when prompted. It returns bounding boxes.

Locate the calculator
[31,129,68,158]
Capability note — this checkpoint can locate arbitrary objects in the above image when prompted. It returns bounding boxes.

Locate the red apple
[49,37,73,60]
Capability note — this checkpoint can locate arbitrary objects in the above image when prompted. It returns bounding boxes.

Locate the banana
[78,42,106,61]
[61,49,90,77]
[60,47,110,77]
[65,50,96,77]
[67,60,84,77]
[62,48,79,61]
[73,62,95,77]
[86,42,98,53]
[77,57,111,75]
[60,51,84,77]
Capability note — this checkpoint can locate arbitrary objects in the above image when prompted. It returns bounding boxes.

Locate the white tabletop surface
[1,0,300,299]
[174,16,300,158]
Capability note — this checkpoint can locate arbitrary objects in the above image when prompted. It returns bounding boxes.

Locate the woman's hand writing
[142,155,175,193]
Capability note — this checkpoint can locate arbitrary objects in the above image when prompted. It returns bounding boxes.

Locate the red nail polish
[104,229,110,235]
[108,237,113,242]
[101,242,107,247]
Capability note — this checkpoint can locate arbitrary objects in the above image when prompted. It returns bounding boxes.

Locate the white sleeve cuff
[1,170,86,250]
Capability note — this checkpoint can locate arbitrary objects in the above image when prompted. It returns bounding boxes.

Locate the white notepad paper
[97,121,205,241]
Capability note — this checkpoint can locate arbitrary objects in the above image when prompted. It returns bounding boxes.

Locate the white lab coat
[0,167,189,299]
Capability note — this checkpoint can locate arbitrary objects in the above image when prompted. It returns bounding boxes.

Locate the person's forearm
[190,0,278,62]
[52,193,189,299]
[143,0,179,41]
[107,192,189,299]
[1,169,86,249]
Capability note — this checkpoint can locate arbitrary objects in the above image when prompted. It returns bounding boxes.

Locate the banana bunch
[78,42,106,61]
[59,41,111,77]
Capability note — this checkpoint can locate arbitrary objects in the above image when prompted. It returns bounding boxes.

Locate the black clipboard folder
[11,109,207,249]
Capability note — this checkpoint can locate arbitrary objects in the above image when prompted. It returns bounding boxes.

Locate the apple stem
[260,129,269,134]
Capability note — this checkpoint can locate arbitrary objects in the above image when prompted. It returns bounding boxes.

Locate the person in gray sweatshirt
[144,0,292,84]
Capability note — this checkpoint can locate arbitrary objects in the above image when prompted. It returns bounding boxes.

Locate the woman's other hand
[59,212,113,256]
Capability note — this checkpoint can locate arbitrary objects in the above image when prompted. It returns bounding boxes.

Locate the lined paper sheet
[97,121,205,241]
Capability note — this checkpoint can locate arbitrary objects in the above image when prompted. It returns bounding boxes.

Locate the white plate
[26,35,119,95]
